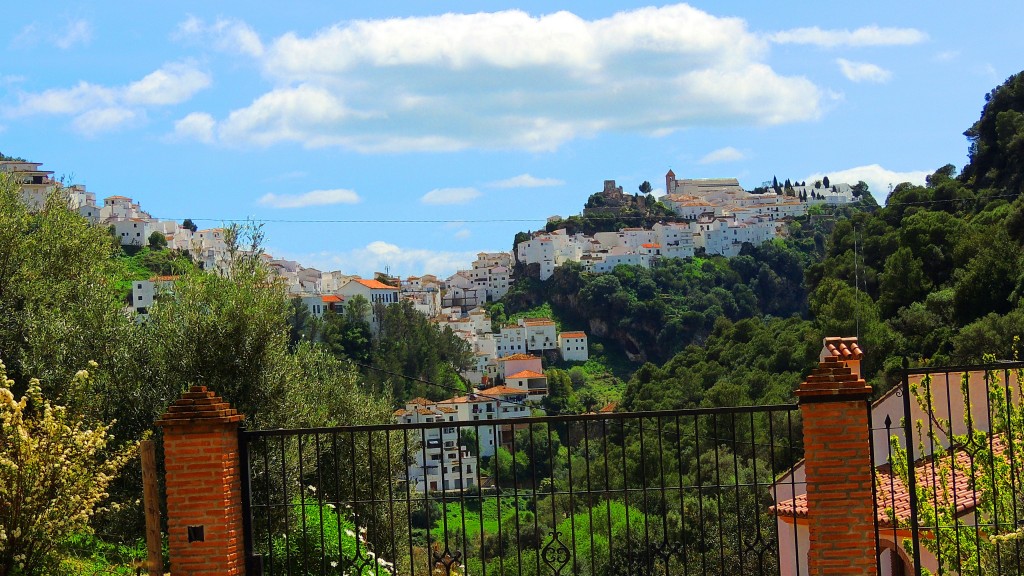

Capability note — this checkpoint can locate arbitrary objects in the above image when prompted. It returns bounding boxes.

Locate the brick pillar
[797,353,877,575]
[158,386,246,576]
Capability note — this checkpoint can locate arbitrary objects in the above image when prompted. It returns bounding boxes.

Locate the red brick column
[797,355,877,575]
[157,386,246,576]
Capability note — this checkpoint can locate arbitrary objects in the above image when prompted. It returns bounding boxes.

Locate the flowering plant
[0,359,138,576]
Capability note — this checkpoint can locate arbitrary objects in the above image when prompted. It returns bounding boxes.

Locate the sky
[3,2,1023,278]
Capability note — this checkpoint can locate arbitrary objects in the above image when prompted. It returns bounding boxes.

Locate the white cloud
[488,173,564,188]
[699,146,745,164]
[12,18,93,50]
[286,241,480,278]
[258,188,361,208]
[56,19,93,49]
[124,63,211,105]
[454,229,472,240]
[11,62,210,136]
[805,164,929,203]
[175,16,264,57]
[837,59,891,83]
[769,25,927,48]
[420,187,481,205]
[15,81,116,115]
[173,112,216,143]
[71,107,138,135]
[187,6,821,152]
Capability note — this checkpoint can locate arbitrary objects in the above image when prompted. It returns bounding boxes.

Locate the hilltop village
[2,157,866,493]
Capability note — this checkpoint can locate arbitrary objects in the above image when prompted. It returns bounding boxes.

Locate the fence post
[797,353,877,575]
[157,385,246,576]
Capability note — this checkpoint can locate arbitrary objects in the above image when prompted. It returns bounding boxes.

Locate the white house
[520,318,558,353]
[558,331,589,362]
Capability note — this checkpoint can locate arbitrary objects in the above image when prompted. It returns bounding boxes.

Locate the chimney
[820,336,863,378]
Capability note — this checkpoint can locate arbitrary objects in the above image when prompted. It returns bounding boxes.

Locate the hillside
[498,71,1024,411]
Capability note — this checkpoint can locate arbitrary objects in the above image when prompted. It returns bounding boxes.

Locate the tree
[147,230,167,250]
[852,181,869,198]
[181,218,198,233]
[0,361,138,576]
[822,175,830,188]
[638,181,653,195]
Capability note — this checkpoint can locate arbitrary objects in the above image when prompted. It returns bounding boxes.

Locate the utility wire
[151,193,1023,225]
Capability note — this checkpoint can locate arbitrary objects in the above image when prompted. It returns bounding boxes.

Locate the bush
[0,360,138,576]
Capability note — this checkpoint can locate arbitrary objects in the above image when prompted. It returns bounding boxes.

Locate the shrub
[0,360,138,576]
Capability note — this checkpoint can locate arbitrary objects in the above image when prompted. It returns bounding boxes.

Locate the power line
[152,193,1023,225]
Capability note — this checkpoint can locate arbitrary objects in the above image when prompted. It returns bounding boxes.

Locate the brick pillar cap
[156,385,244,427]
[796,357,872,400]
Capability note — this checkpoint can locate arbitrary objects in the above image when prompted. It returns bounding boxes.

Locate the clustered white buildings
[518,174,858,280]
[441,252,513,311]
[2,159,237,273]
[395,354,547,492]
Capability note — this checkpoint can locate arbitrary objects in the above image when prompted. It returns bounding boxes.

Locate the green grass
[507,302,562,330]
[430,496,526,541]
[59,533,152,575]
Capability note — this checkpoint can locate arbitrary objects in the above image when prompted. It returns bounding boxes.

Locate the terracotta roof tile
[353,278,398,290]
[482,386,531,396]
[774,436,1009,526]
[559,331,587,338]
[823,336,863,360]
[506,370,546,379]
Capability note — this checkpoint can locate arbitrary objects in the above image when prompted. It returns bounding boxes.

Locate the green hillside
[499,71,1024,411]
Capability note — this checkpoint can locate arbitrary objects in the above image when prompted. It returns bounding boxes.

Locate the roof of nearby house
[598,402,618,413]
[321,294,343,303]
[149,275,180,282]
[774,437,1008,527]
[407,397,434,407]
[480,386,531,396]
[641,243,661,249]
[559,331,587,338]
[353,278,398,290]
[506,370,546,380]
[438,406,457,413]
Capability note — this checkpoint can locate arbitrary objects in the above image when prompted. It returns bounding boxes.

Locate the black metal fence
[873,361,1024,576]
[239,405,803,576]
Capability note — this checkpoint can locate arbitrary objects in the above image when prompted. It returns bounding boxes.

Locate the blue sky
[3,2,1022,278]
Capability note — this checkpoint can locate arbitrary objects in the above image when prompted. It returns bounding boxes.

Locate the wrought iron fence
[873,361,1024,576]
[239,405,802,576]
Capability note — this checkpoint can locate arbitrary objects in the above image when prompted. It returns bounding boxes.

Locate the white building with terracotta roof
[395,398,478,492]
[338,278,400,306]
[520,318,558,353]
[558,332,589,362]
